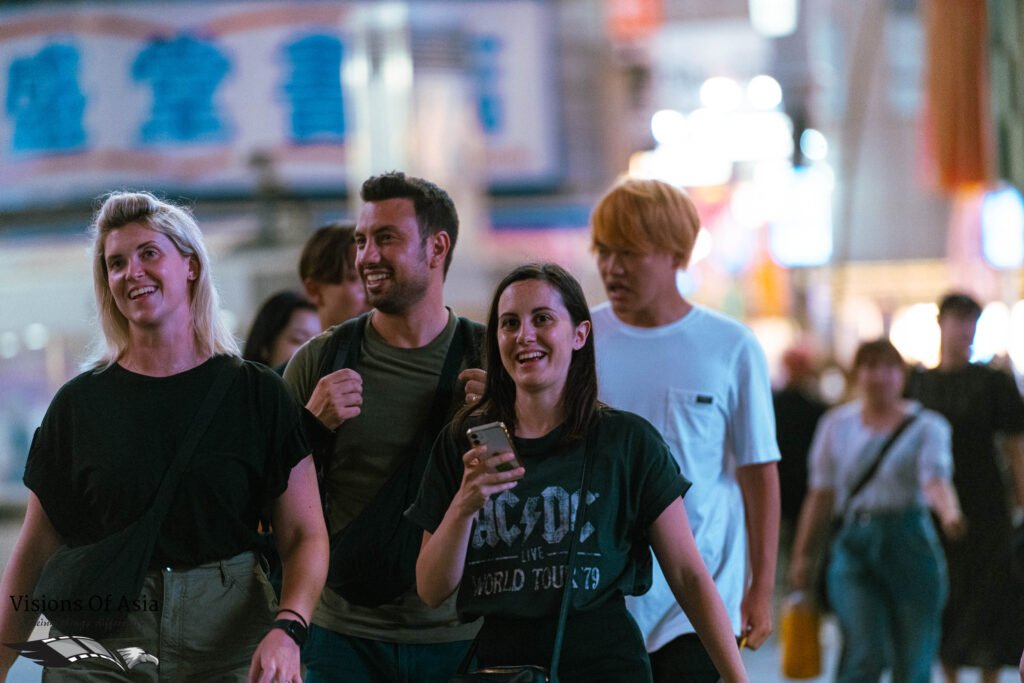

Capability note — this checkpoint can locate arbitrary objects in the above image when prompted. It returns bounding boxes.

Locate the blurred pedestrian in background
[773,344,828,558]
[243,289,319,371]
[790,339,964,683]
[298,221,369,331]
[906,292,1024,683]
[0,191,327,682]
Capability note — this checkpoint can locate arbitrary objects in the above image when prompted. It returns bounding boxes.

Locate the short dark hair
[852,338,905,373]
[243,290,316,365]
[938,292,982,320]
[360,171,459,275]
[455,263,599,443]
[298,221,357,284]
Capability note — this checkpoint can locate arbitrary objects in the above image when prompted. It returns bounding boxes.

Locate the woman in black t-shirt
[0,191,328,683]
[408,263,747,683]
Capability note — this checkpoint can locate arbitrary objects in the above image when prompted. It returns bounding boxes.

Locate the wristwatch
[271,618,308,647]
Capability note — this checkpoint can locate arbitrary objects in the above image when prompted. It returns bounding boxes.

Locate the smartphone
[466,421,522,472]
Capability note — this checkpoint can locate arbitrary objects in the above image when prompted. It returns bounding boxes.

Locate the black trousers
[649,633,721,683]
[477,597,652,683]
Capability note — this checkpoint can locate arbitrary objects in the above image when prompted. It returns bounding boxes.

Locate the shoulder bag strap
[549,420,598,681]
[839,412,917,518]
[148,356,241,523]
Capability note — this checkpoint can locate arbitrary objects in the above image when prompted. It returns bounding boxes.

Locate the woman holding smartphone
[406,263,747,683]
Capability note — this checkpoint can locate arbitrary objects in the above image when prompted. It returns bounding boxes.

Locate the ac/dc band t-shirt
[406,408,690,621]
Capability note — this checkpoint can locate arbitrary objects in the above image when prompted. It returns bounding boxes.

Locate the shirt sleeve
[727,333,781,467]
[916,412,953,486]
[23,385,87,540]
[283,332,330,405]
[808,408,839,490]
[259,368,312,504]
[405,424,465,533]
[990,367,1024,435]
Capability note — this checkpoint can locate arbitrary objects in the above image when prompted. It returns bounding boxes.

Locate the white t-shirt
[808,400,953,515]
[591,302,780,651]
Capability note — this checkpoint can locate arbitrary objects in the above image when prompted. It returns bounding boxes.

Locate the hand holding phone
[466,421,523,472]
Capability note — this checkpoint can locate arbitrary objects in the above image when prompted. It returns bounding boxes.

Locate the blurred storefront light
[746,75,783,110]
[725,110,793,162]
[0,332,19,359]
[628,145,732,187]
[981,185,1024,269]
[1009,301,1024,372]
[749,0,799,37]
[700,77,743,112]
[23,323,49,351]
[836,296,885,366]
[799,128,828,162]
[972,302,1010,364]
[650,109,687,146]
[767,164,833,267]
[890,303,940,368]
[689,226,713,266]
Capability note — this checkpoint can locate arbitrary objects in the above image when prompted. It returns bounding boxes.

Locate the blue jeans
[827,508,947,683]
[302,624,472,683]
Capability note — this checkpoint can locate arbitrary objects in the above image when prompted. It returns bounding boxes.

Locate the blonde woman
[0,191,327,682]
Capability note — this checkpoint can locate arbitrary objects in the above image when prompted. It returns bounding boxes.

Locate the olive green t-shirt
[284,310,480,643]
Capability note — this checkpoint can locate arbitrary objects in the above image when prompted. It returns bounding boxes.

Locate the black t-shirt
[907,362,1024,517]
[24,355,309,567]
[406,408,690,622]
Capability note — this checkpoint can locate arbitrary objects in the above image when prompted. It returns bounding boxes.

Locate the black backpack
[310,313,484,606]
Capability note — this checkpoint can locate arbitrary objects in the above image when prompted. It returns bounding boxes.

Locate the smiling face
[496,279,590,400]
[354,197,434,315]
[103,222,196,334]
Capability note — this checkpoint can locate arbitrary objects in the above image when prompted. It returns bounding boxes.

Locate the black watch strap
[271,618,308,647]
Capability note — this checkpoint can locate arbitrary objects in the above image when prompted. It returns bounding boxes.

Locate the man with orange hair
[589,178,781,682]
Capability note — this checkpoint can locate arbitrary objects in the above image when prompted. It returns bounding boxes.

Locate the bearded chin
[369,282,426,315]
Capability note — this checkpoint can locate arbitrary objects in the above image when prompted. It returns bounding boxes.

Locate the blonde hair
[86,191,239,370]
[590,178,701,266]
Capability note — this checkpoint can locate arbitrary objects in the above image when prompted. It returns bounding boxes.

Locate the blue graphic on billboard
[281,33,346,143]
[132,35,231,145]
[6,43,88,153]
[470,35,503,135]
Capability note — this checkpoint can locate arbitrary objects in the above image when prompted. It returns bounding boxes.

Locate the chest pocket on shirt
[664,388,722,450]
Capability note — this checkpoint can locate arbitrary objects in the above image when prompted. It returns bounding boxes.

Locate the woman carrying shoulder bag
[789,339,965,683]
[0,191,328,682]
[406,263,746,683]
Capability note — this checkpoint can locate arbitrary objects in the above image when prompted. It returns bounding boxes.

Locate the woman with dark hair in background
[789,339,964,683]
[243,290,319,371]
[407,263,747,683]
[0,191,328,682]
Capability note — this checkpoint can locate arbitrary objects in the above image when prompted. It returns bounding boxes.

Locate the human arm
[1003,433,1024,516]
[0,493,63,680]
[923,478,965,539]
[650,499,748,683]
[787,487,836,591]
[303,368,362,430]
[416,446,523,607]
[735,461,780,649]
[248,456,328,683]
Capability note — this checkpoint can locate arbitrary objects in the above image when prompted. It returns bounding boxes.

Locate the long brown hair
[454,263,600,442]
